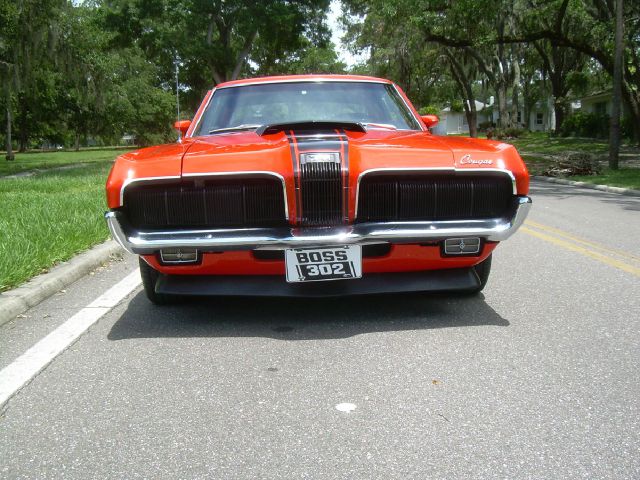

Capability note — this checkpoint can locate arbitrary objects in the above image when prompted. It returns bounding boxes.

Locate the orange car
[105,75,531,303]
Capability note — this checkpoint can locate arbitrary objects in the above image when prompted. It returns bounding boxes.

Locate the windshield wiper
[208,124,262,135]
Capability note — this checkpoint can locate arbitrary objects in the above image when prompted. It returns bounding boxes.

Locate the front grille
[357,173,514,222]
[299,162,343,226]
[123,178,286,229]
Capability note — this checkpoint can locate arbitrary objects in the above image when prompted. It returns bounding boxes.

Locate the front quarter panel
[441,136,530,195]
[106,143,191,209]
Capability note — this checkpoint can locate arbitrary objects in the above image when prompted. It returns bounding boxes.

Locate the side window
[536,113,543,125]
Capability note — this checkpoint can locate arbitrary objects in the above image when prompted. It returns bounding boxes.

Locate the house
[433,96,557,135]
[432,100,491,135]
[576,90,629,116]
[490,98,556,132]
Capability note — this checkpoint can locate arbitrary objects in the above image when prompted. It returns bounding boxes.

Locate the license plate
[285,246,362,283]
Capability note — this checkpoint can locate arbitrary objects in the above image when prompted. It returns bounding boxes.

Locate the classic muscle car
[105,74,531,303]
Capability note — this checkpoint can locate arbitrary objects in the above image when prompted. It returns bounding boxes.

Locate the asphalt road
[1,180,639,479]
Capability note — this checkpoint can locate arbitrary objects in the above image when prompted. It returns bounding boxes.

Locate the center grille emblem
[300,152,341,164]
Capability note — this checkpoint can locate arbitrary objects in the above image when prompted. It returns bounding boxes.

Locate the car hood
[181,128,516,176]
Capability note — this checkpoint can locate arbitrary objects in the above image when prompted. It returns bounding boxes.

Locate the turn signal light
[159,248,199,264]
[443,238,481,255]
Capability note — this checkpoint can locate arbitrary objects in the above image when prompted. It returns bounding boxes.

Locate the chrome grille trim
[356,173,514,222]
[122,177,287,230]
[120,171,289,220]
[355,168,517,217]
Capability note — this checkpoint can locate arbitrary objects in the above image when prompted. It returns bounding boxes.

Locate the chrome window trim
[216,78,392,89]
[354,167,518,218]
[189,87,216,138]
[391,83,425,132]
[120,171,289,220]
[194,80,423,135]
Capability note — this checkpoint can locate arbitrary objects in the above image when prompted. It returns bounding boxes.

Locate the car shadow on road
[531,182,640,211]
[107,291,509,341]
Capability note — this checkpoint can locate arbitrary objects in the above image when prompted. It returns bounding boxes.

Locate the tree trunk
[522,79,531,131]
[230,30,258,81]
[5,83,14,161]
[467,109,478,137]
[446,49,478,137]
[511,56,520,128]
[18,130,28,152]
[17,99,28,152]
[211,68,225,85]
[609,0,624,169]
[511,87,519,129]
[497,85,509,128]
[74,132,80,151]
[554,100,566,134]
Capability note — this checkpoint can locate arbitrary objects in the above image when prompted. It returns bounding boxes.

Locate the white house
[490,98,556,132]
[432,100,491,135]
[577,90,629,116]
[433,97,557,135]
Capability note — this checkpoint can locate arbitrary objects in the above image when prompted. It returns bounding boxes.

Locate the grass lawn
[0,147,132,176]
[506,132,611,156]
[0,161,112,291]
[571,168,640,190]
[499,133,640,181]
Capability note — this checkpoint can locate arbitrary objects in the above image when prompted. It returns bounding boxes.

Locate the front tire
[139,257,176,305]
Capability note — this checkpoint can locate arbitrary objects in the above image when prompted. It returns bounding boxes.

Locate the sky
[327,0,367,67]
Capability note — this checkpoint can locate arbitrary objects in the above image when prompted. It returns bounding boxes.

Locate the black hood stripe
[285,128,350,225]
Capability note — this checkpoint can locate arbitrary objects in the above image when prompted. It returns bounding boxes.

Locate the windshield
[193,81,422,136]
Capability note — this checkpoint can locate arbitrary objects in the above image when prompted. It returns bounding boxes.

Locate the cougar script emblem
[459,154,493,165]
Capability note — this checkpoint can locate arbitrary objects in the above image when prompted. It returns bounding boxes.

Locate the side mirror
[421,115,439,128]
[174,120,191,136]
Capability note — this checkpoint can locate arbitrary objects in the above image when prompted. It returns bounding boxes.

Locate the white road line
[0,269,141,407]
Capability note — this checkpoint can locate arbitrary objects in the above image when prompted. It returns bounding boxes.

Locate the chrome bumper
[105,196,532,255]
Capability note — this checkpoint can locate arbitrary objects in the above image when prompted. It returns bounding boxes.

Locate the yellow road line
[520,226,640,277]
[525,220,640,263]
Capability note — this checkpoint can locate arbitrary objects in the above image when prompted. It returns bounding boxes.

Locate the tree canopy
[1,0,637,160]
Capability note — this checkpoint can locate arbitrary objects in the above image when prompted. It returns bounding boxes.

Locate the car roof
[215,74,394,89]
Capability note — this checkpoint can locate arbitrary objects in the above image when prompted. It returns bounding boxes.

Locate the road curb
[0,241,124,327]
[533,175,640,197]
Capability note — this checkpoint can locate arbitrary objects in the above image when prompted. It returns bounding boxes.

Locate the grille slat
[357,174,513,222]
[300,162,343,226]
[124,179,286,229]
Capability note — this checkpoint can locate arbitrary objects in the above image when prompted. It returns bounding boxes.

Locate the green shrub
[487,127,526,140]
[478,120,495,131]
[621,116,636,142]
[418,105,440,115]
[560,112,609,138]
[450,100,464,113]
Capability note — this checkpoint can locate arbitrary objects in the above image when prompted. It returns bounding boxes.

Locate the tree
[609,0,624,169]
[1,0,66,157]
[445,49,480,137]
[531,41,587,132]
[511,0,640,143]
[103,0,332,110]
[254,41,346,76]
[342,0,524,129]
[341,0,457,109]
